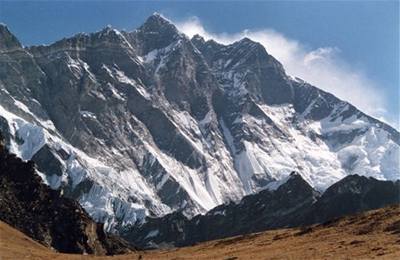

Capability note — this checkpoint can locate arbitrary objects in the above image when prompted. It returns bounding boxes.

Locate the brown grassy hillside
[1,205,399,260]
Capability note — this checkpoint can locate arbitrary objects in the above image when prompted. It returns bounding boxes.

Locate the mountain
[122,173,400,249]
[301,174,400,225]
[0,133,132,254]
[0,13,399,232]
[2,205,400,259]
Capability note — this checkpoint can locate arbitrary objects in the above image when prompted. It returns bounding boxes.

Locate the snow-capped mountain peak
[0,15,398,232]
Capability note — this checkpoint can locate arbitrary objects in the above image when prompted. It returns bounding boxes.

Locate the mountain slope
[1,206,400,259]
[122,173,400,248]
[0,13,398,231]
[0,133,132,254]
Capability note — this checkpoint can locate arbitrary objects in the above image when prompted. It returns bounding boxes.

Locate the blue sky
[0,1,398,127]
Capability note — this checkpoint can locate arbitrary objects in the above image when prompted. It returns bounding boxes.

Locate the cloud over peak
[174,16,394,127]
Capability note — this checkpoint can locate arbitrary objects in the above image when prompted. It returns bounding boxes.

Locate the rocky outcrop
[299,175,400,225]
[0,132,132,255]
[0,24,22,49]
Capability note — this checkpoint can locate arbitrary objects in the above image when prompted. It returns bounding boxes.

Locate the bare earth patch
[1,205,399,259]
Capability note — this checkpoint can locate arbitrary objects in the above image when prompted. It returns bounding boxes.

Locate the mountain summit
[0,24,22,49]
[131,13,182,55]
[0,14,398,233]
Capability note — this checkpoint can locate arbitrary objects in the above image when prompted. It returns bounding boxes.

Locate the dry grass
[1,205,399,260]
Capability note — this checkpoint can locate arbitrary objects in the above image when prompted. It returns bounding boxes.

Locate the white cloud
[174,16,397,128]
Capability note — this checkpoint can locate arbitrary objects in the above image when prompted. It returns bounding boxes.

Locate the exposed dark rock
[123,173,400,249]
[128,13,181,55]
[31,144,63,177]
[0,24,22,49]
[0,132,133,255]
[122,172,318,248]
[300,175,400,225]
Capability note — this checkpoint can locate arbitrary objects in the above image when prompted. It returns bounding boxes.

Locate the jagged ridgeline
[0,131,132,254]
[0,13,399,233]
[123,172,399,249]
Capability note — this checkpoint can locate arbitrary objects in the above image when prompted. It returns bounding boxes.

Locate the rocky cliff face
[0,13,399,232]
[0,132,132,255]
[301,175,400,225]
[122,173,400,249]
